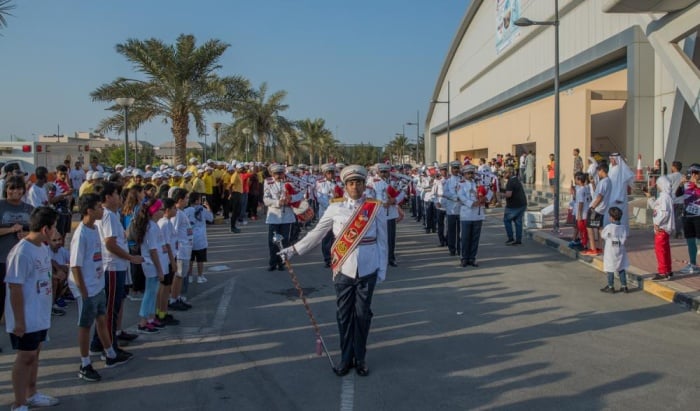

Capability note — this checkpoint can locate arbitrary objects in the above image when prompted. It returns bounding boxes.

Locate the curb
[526,228,700,312]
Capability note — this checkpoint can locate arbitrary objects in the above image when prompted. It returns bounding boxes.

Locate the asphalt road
[0,209,698,410]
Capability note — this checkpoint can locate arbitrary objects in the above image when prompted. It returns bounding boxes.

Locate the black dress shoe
[333,361,353,377]
[278,264,285,271]
[355,361,369,377]
[449,251,456,256]
[389,261,398,267]
[460,259,468,268]
[469,261,479,267]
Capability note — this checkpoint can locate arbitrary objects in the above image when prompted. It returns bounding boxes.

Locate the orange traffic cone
[635,154,644,181]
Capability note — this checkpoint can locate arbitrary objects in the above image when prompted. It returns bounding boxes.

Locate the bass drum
[292,200,315,223]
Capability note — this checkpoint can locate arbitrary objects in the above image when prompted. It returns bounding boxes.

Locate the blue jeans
[607,270,627,287]
[139,276,159,318]
[504,206,526,242]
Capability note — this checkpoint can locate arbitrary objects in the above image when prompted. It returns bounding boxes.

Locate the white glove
[277,246,296,263]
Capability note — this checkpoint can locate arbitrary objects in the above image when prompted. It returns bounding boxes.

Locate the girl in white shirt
[132,199,168,334]
[184,193,213,284]
[156,198,178,325]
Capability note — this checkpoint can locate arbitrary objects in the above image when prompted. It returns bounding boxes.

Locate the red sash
[330,199,381,275]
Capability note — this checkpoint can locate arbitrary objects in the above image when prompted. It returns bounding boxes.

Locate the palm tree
[91,34,250,165]
[0,0,15,31]
[227,82,291,162]
[317,133,340,165]
[298,118,331,166]
[388,134,410,164]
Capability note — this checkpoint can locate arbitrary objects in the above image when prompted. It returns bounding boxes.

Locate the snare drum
[293,200,315,223]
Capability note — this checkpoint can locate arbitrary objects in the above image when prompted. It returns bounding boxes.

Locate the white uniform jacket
[441,175,462,216]
[293,196,388,282]
[263,179,305,224]
[457,179,485,221]
[368,178,405,220]
[316,178,341,218]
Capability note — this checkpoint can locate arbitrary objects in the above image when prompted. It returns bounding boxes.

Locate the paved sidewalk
[522,210,700,312]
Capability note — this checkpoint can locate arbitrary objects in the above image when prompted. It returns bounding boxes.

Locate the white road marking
[340,373,355,411]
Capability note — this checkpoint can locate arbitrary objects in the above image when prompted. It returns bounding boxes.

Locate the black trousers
[335,273,377,364]
[322,230,334,264]
[267,223,291,267]
[222,190,231,219]
[387,218,397,263]
[425,201,435,231]
[0,263,6,323]
[247,194,258,218]
[230,192,242,230]
[460,220,483,263]
[436,209,446,242]
[410,195,417,217]
[91,270,126,351]
[446,214,460,254]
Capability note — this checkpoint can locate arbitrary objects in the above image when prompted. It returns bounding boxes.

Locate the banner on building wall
[496,0,521,54]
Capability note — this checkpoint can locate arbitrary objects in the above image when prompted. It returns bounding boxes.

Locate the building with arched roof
[426,0,700,187]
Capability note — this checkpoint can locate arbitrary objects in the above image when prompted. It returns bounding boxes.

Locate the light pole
[213,122,222,161]
[242,127,251,162]
[515,0,560,233]
[406,110,420,164]
[431,81,450,163]
[661,106,667,175]
[115,97,135,167]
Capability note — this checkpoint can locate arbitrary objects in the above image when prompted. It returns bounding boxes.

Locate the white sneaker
[679,264,700,274]
[26,391,60,407]
[197,276,207,284]
[188,275,194,284]
[11,405,29,411]
[241,220,248,225]
[127,292,142,302]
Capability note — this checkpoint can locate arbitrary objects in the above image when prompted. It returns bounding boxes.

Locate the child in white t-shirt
[133,198,168,333]
[70,194,130,382]
[600,206,629,294]
[185,193,213,284]
[5,207,60,409]
[169,188,193,310]
[156,198,178,326]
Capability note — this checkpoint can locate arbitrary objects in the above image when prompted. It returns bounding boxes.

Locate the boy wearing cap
[278,165,387,377]
[368,164,404,267]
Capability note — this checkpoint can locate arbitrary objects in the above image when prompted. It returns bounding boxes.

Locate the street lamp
[431,81,450,163]
[406,110,420,164]
[212,122,222,161]
[242,127,251,162]
[515,0,561,233]
[115,97,135,167]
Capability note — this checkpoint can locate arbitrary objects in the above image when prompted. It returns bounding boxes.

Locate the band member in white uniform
[315,163,343,267]
[277,165,387,377]
[263,164,305,271]
[369,163,404,267]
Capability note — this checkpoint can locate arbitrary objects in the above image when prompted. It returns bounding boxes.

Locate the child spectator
[185,192,213,284]
[570,173,591,250]
[583,163,611,255]
[600,207,629,294]
[5,207,60,409]
[49,231,70,316]
[650,176,675,280]
[169,188,193,310]
[156,198,180,326]
[133,198,168,333]
[70,194,131,382]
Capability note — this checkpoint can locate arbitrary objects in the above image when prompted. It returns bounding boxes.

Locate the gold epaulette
[365,199,382,205]
[331,197,344,203]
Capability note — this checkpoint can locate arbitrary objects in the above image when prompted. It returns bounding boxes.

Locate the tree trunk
[171,113,190,166]
[256,132,265,162]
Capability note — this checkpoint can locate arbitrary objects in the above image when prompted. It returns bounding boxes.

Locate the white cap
[183,171,193,178]
[189,157,198,164]
[132,169,144,177]
[86,171,94,180]
[144,171,154,179]
[176,164,186,171]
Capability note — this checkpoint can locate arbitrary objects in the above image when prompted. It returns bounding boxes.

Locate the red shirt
[241,172,252,194]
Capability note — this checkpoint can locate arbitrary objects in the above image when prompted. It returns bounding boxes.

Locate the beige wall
[435,69,627,188]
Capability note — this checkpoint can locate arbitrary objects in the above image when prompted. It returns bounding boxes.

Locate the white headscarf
[608,153,634,203]
[652,175,675,234]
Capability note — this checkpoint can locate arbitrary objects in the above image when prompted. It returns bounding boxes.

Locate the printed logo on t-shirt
[161,244,168,254]
[36,279,51,296]
[186,227,193,237]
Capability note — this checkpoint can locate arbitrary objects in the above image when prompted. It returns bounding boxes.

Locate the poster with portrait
[496,0,521,54]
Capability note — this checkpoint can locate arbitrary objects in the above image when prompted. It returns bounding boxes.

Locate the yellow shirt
[203,173,214,195]
[229,172,243,193]
[181,180,193,192]
[213,169,224,183]
[192,177,206,194]
[187,165,199,174]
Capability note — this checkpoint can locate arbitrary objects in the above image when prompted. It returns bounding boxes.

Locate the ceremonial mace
[272,232,335,368]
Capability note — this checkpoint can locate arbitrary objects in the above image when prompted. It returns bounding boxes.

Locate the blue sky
[0,0,467,148]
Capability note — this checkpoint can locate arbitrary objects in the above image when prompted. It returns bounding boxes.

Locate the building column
[626,29,655,165]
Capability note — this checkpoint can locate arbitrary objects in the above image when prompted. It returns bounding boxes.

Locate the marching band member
[434,163,448,247]
[263,164,305,271]
[369,163,404,267]
[277,165,387,377]
[457,165,486,268]
[316,163,343,266]
[422,167,436,232]
[442,161,463,255]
